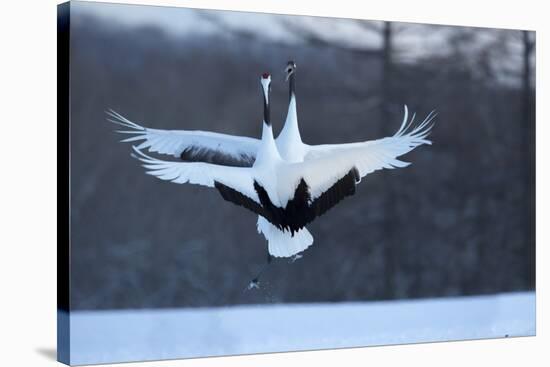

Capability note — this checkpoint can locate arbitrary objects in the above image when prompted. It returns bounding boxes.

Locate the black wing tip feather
[215,168,359,236]
[181,147,255,167]
[310,168,357,221]
[214,180,268,219]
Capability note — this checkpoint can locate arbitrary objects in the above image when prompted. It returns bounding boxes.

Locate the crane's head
[285,61,296,81]
[260,72,271,105]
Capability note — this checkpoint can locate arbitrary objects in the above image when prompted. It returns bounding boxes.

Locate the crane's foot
[245,254,273,291]
[290,253,303,263]
[247,278,260,290]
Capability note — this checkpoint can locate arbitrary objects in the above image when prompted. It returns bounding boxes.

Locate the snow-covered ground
[65,292,535,365]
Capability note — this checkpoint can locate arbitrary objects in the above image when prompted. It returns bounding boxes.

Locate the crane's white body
[258,93,311,257]
[254,107,314,256]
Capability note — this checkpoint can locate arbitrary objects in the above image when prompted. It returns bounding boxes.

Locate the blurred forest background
[68,2,535,310]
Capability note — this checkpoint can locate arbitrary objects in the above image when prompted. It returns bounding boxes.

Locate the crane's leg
[247,252,273,290]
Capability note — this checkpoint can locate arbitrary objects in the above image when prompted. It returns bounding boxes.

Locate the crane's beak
[284,67,291,82]
[261,79,270,105]
[284,65,295,82]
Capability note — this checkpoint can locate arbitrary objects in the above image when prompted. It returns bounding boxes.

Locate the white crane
[255,62,437,257]
[109,63,435,263]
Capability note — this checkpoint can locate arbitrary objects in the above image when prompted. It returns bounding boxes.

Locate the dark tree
[522,30,535,287]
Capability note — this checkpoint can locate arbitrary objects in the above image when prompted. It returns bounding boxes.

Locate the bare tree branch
[279,18,379,55]
[193,10,263,42]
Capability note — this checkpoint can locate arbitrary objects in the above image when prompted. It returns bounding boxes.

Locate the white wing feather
[131,146,260,203]
[123,106,433,212]
[282,106,435,201]
[108,110,260,160]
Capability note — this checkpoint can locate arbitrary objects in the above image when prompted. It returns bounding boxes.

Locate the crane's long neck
[256,84,281,165]
[263,91,271,128]
[257,122,280,165]
[279,73,302,145]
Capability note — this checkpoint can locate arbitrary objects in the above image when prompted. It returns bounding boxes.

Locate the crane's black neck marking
[263,87,271,126]
[288,73,296,102]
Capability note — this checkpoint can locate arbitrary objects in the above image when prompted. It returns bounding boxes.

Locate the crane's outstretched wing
[109,110,259,167]
[132,146,260,202]
[274,107,435,233]
[304,106,435,174]
[132,147,297,231]
[129,106,435,236]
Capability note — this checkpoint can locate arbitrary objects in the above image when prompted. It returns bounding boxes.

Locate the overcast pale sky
[73,1,527,85]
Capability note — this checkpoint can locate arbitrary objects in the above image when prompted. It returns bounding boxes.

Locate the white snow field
[68,292,535,365]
